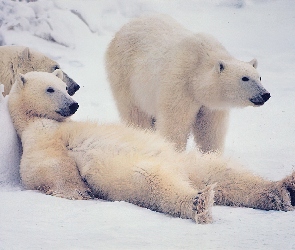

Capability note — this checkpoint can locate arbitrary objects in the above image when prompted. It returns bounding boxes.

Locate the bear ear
[21,47,31,60]
[215,60,225,73]
[53,69,64,80]
[249,58,258,68]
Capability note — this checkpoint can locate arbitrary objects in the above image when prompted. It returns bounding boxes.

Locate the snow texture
[0,0,295,249]
[0,85,21,188]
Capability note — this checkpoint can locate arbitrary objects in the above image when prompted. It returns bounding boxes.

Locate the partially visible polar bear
[0,45,80,96]
[105,14,271,153]
[8,71,294,224]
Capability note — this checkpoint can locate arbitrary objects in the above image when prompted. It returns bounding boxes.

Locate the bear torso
[110,15,232,116]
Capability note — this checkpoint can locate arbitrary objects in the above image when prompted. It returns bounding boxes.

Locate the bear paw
[193,183,216,224]
[261,172,295,212]
[278,171,295,210]
[39,185,93,200]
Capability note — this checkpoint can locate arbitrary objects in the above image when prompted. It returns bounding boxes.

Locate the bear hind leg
[276,172,295,210]
[123,103,155,130]
[136,166,215,223]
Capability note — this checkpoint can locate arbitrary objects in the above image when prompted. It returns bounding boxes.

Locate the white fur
[105,14,270,152]
[8,71,294,224]
[0,45,79,96]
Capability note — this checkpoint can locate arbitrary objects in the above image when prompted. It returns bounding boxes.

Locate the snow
[0,0,295,249]
[0,85,21,188]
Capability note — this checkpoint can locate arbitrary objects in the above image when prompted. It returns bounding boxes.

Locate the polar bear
[0,45,80,96]
[105,14,271,153]
[8,71,295,224]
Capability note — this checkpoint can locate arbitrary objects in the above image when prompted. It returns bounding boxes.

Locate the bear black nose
[261,93,271,102]
[74,84,80,92]
[69,102,79,114]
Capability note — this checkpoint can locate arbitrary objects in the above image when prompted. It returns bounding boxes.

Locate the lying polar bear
[8,71,295,223]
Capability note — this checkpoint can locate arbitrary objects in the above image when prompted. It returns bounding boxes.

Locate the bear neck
[11,108,63,140]
[10,105,38,137]
[9,95,55,137]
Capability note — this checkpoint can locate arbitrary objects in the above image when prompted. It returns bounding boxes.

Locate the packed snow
[0,0,295,249]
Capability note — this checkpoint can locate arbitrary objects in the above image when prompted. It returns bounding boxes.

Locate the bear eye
[242,77,249,82]
[47,87,55,93]
[260,77,262,81]
[53,65,60,71]
[66,87,68,91]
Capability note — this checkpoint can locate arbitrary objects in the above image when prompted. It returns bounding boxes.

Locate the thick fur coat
[105,14,271,153]
[0,45,79,96]
[8,71,294,224]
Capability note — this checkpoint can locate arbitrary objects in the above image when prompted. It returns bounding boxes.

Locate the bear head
[11,70,79,122]
[19,47,80,96]
[199,58,270,109]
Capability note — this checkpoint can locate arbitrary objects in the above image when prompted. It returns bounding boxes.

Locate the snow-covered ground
[0,0,295,249]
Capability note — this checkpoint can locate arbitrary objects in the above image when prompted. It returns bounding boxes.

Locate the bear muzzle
[250,92,271,106]
[56,102,79,117]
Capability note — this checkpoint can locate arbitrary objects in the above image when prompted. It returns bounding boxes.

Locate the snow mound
[0,0,153,48]
[0,85,21,188]
[0,0,83,48]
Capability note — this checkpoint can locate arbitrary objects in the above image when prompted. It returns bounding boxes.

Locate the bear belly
[130,68,160,117]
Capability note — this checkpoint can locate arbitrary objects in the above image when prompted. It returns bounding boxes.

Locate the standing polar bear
[106,14,271,153]
[0,45,80,96]
[8,71,295,224]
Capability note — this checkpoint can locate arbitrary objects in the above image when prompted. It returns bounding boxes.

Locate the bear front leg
[41,164,93,201]
[231,173,295,211]
[20,150,92,200]
[193,106,229,154]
